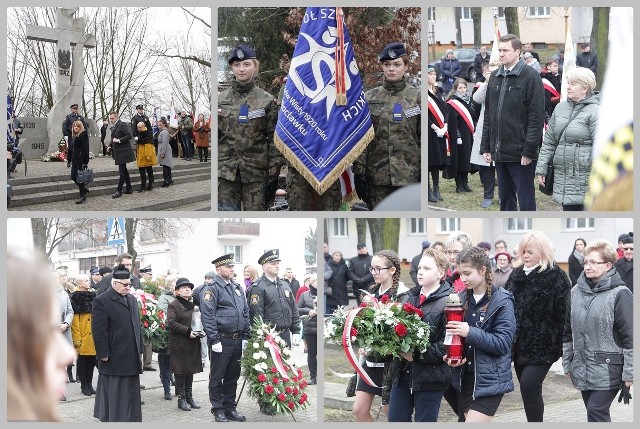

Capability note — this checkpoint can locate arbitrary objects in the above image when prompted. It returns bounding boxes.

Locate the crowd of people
[325,229,633,422]
[218,42,420,211]
[60,104,211,204]
[8,249,316,422]
[429,35,602,211]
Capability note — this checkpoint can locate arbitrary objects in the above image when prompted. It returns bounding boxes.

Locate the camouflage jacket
[218,79,281,183]
[353,78,421,186]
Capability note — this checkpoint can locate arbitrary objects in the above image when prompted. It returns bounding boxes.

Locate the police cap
[379,42,406,62]
[90,266,100,275]
[228,45,257,64]
[258,249,281,265]
[139,265,152,274]
[212,253,235,267]
[136,104,144,110]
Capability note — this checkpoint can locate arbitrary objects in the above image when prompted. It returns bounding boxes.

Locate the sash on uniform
[428,92,450,155]
[274,7,374,195]
[541,78,560,98]
[446,99,475,134]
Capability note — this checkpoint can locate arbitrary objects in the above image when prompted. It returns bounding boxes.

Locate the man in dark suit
[108,111,136,198]
[91,264,143,422]
[200,254,250,422]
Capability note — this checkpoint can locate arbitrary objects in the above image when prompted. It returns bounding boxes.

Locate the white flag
[169,99,179,128]
[560,25,576,102]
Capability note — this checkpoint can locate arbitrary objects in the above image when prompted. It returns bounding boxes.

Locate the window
[497,7,505,18]
[507,218,532,232]
[78,257,95,274]
[427,7,435,21]
[223,245,242,263]
[330,218,348,237]
[527,7,550,18]
[461,7,472,20]
[565,218,595,231]
[98,255,117,269]
[439,218,460,233]
[409,218,426,235]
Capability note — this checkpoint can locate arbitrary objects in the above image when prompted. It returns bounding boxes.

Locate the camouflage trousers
[370,185,401,210]
[286,170,342,211]
[218,176,266,211]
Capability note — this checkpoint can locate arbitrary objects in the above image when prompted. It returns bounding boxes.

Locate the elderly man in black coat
[91,265,143,422]
[108,111,136,198]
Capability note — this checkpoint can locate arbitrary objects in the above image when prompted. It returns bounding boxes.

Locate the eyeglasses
[445,250,461,256]
[582,260,609,267]
[115,281,131,287]
[369,266,391,274]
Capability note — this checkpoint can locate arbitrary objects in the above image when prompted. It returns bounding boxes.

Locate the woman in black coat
[168,278,203,412]
[504,232,571,422]
[325,251,349,314]
[70,120,90,204]
[567,238,586,285]
[296,275,318,384]
[427,65,449,203]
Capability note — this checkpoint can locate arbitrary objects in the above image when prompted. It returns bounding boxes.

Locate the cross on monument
[25,7,96,154]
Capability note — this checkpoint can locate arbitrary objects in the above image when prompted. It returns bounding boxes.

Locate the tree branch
[159,53,211,68]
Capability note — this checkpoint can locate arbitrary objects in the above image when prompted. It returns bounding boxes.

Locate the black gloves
[354,173,372,209]
[263,175,279,206]
[66,160,71,168]
[618,383,632,405]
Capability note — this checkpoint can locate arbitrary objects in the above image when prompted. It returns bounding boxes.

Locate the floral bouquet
[240,317,309,420]
[135,291,168,351]
[324,305,350,344]
[41,138,68,162]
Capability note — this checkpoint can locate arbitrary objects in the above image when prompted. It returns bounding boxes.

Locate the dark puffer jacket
[504,264,571,366]
[326,257,350,306]
[386,282,455,393]
[451,286,516,398]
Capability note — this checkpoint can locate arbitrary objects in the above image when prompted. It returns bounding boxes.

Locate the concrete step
[9,171,210,208]
[324,382,356,411]
[167,199,211,211]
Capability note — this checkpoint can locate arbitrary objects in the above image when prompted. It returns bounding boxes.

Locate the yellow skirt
[137,143,157,167]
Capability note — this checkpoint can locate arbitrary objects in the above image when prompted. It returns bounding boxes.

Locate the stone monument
[25,7,97,156]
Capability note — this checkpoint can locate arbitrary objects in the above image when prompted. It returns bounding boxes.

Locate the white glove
[292,334,301,346]
[456,138,462,145]
[134,136,138,141]
[64,136,69,143]
[211,342,222,353]
[112,138,120,144]
[435,127,446,138]
[242,340,248,351]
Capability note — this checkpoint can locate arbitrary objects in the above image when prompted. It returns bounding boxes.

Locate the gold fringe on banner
[273,125,374,195]
[334,7,347,106]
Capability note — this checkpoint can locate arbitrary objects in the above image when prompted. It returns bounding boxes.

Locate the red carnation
[160,323,165,329]
[299,397,306,404]
[350,327,358,337]
[293,387,299,395]
[285,386,293,394]
[142,308,148,316]
[157,310,164,318]
[415,309,424,318]
[257,374,267,383]
[277,393,286,402]
[380,295,390,304]
[394,323,408,337]
[288,401,295,410]
[301,393,308,401]
[271,367,278,373]
[143,321,149,328]
[360,302,368,307]
[272,376,280,384]
[402,303,416,314]
[297,368,303,377]
[291,376,298,382]
[264,385,274,394]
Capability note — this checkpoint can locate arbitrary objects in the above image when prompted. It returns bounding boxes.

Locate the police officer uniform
[218,45,283,211]
[200,254,250,422]
[248,249,301,348]
[353,42,421,209]
[131,105,153,140]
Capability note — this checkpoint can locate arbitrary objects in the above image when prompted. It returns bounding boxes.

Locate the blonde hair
[7,249,62,421]
[243,264,260,282]
[514,231,555,271]
[164,274,178,291]
[584,239,617,264]
[421,248,450,273]
[71,120,85,137]
[445,232,473,250]
[567,67,597,93]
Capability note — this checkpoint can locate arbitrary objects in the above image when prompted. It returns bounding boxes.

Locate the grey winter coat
[57,287,74,344]
[562,269,633,391]
[535,92,600,205]
[296,289,318,335]
[157,128,173,168]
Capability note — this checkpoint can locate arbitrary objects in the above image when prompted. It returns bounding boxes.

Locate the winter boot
[175,375,191,411]
[185,375,200,409]
[428,184,438,202]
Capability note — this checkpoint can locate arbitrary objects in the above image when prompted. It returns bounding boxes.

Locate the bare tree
[471,7,482,47]
[454,7,463,48]
[163,39,211,116]
[504,7,520,37]
[30,218,96,260]
[590,7,610,90]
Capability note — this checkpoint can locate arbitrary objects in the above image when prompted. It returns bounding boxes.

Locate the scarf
[573,249,585,264]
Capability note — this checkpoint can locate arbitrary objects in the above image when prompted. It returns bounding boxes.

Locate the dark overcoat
[109,120,136,165]
[167,297,203,375]
[91,287,143,376]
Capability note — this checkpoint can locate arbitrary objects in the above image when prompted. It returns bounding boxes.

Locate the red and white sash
[447,99,475,134]
[542,78,560,98]
[428,93,451,155]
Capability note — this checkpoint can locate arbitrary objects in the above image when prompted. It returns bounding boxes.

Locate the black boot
[67,365,75,383]
[462,173,472,192]
[433,183,443,201]
[175,375,191,411]
[455,177,464,193]
[428,184,438,202]
[138,168,147,192]
[185,375,200,409]
[163,383,172,400]
[147,168,154,191]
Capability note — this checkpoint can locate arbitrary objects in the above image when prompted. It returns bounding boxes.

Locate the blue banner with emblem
[7,94,15,146]
[274,7,374,194]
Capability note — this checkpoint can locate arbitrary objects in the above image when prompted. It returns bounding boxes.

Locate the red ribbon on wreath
[265,334,290,380]
[342,304,380,387]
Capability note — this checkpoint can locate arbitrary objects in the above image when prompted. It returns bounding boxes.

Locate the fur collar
[70,290,96,314]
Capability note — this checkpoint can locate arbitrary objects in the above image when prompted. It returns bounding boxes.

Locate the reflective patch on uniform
[284,290,290,298]
[248,108,266,119]
[204,290,212,302]
[250,294,259,304]
[404,106,421,118]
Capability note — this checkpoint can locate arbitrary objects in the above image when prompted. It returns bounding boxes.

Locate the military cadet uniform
[200,254,250,423]
[248,250,301,348]
[218,45,282,211]
[131,105,153,141]
[353,42,421,210]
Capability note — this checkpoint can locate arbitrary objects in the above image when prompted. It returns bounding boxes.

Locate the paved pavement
[57,343,317,422]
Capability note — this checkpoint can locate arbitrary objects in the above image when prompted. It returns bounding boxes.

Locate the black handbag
[345,374,357,397]
[76,167,94,184]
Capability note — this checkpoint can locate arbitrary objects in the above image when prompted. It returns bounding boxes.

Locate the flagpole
[564,7,569,40]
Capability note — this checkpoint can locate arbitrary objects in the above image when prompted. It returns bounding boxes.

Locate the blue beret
[379,42,406,62]
[228,45,257,64]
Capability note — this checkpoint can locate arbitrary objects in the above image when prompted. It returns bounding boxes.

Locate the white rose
[253,352,261,359]
[253,342,260,349]
[254,364,263,372]
[260,362,268,370]
[260,351,268,359]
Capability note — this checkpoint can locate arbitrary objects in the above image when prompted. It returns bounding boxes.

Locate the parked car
[429,48,480,83]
